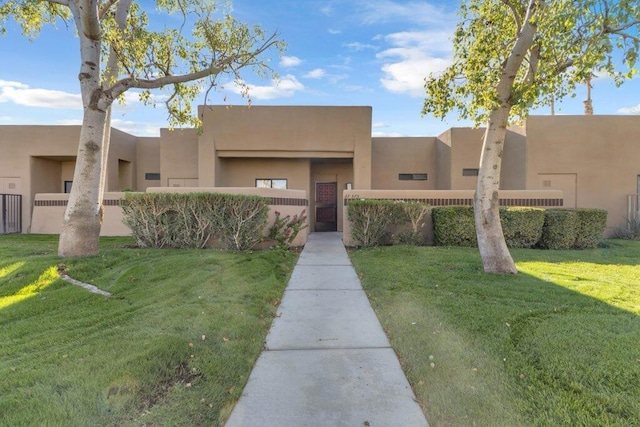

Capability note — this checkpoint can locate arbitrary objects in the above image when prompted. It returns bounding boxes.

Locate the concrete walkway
[226,233,428,427]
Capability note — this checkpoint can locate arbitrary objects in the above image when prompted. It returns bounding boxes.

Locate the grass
[0,235,298,426]
[350,240,640,426]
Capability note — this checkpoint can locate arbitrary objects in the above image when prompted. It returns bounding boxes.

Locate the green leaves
[423,0,640,125]
[2,0,283,127]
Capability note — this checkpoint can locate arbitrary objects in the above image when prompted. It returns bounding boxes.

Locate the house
[1,105,637,238]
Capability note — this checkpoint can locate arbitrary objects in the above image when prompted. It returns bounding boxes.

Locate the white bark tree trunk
[475,107,517,273]
[474,0,540,273]
[58,1,110,257]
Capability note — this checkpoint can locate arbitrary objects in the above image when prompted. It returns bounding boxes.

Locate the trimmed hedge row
[121,192,268,250]
[432,206,545,248]
[432,206,607,249]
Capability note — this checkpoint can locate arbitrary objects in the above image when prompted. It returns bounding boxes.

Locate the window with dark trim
[462,168,479,177]
[398,173,428,181]
[64,181,73,193]
[145,172,161,180]
[256,178,287,189]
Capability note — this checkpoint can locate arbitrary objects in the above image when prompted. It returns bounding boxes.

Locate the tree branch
[108,32,280,98]
[500,0,522,33]
[98,0,119,19]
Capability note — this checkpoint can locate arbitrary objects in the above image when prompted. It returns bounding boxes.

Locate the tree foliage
[422,0,639,273]
[2,0,283,128]
[423,0,640,124]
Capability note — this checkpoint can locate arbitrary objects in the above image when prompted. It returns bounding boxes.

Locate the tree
[423,0,639,273]
[0,0,283,257]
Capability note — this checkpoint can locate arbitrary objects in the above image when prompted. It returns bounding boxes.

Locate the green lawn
[0,235,297,426]
[350,240,640,426]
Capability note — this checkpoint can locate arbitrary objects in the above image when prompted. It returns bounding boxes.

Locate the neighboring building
[0,105,638,236]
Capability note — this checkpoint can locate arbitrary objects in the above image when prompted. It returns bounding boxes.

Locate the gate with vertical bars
[1,194,22,234]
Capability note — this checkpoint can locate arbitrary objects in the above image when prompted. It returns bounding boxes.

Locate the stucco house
[0,105,638,238]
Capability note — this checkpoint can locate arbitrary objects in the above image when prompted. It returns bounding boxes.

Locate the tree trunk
[475,106,517,274]
[58,107,107,257]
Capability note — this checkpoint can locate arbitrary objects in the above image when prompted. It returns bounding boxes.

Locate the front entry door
[315,182,337,232]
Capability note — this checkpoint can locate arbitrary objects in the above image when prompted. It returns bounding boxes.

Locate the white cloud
[618,104,640,114]
[328,28,342,35]
[344,42,378,52]
[372,130,404,137]
[377,31,452,97]
[230,75,304,100]
[0,79,82,109]
[304,69,326,79]
[280,56,302,68]
[111,119,161,136]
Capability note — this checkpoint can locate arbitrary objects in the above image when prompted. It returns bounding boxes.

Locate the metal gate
[1,194,22,234]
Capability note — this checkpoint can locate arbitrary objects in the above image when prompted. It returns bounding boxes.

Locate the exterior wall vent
[399,173,428,181]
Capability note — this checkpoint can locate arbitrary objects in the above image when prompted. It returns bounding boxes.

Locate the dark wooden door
[315,182,337,231]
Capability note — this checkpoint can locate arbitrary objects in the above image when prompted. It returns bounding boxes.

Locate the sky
[0,0,639,137]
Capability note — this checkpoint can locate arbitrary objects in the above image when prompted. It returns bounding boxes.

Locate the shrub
[348,199,404,247]
[432,206,476,247]
[122,192,215,249]
[268,209,309,249]
[209,193,269,251]
[122,192,268,250]
[612,216,640,239]
[500,207,545,248]
[538,209,579,249]
[571,208,607,249]
[396,201,431,245]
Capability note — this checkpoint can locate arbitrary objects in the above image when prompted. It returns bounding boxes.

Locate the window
[64,181,73,193]
[145,172,161,181]
[462,168,479,177]
[399,173,428,181]
[256,179,287,189]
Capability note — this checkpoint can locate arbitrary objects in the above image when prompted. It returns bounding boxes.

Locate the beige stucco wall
[439,127,526,191]
[108,129,137,191]
[435,131,452,190]
[136,137,161,191]
[371,138,437,190]
[0,126,80,232]
[31,192,127,236]
[217,158,311,193]
[526,115,640,234]
[160,128,199,187]
[198,105,372,189]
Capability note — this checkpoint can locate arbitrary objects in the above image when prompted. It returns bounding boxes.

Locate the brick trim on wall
[34,197,309,207]
[344,198,563,207]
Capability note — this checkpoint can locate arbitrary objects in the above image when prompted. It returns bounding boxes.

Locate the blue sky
[0,0,639,137]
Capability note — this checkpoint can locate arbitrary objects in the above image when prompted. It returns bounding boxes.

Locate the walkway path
[226,232,428,426]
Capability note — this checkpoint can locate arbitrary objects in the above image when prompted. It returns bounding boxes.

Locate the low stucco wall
[32,192,127,236]
[342,189,564,246]
[31,188,310,246]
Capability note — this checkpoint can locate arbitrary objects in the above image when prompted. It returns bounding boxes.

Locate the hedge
[121,192,268,250]
[537,209,579,249]
[432,206,545,248]
[432,206,477,247]
[570,208,608,249]
[500,207,545,248]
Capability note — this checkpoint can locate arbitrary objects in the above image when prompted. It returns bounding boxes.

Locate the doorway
[315,181,337,232]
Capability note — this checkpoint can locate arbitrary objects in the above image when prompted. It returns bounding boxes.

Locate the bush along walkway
[225,233,428,426]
